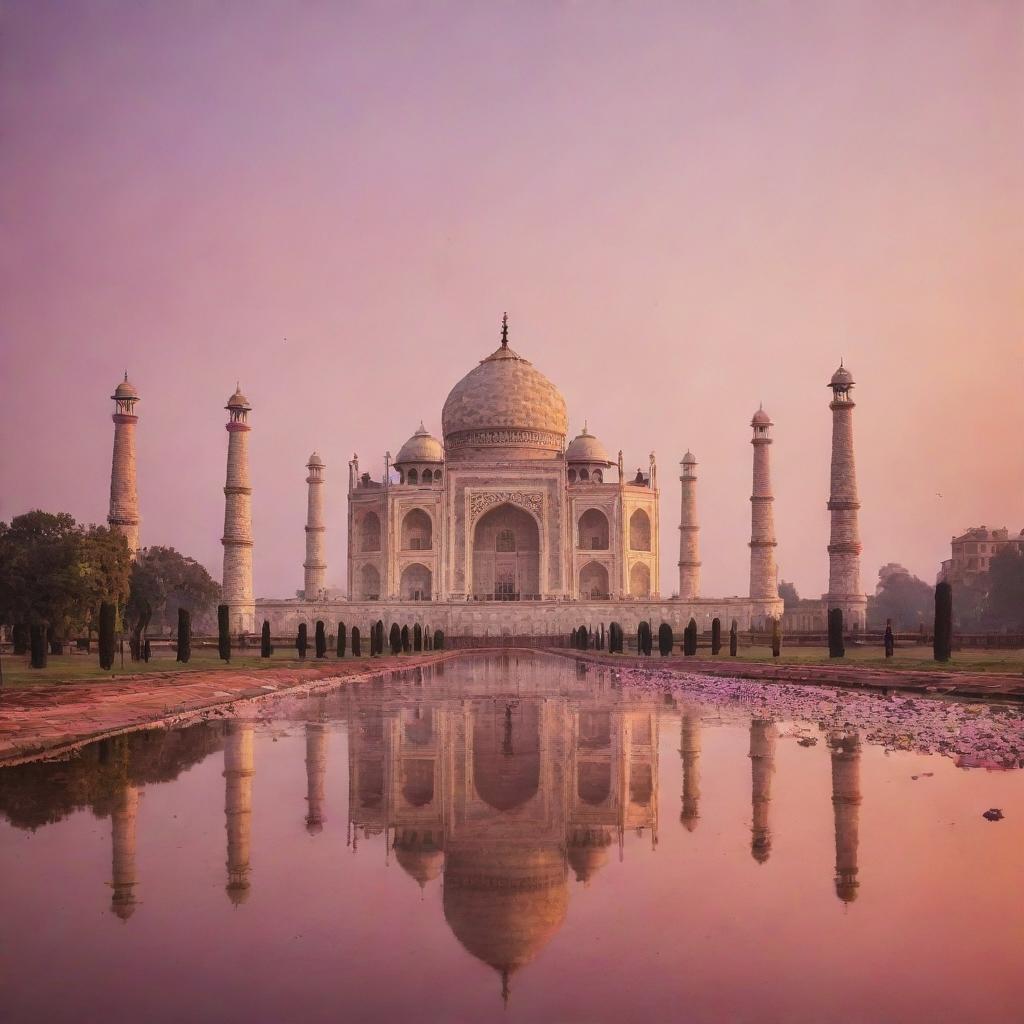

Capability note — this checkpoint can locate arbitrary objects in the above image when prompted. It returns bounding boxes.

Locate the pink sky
[2,1,1021,600]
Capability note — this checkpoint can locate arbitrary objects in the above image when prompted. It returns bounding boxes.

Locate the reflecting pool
[1,653,1022,1023]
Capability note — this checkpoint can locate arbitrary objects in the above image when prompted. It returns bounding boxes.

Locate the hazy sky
[2,1,1022,600]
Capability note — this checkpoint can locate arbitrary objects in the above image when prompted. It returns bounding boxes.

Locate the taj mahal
[106,315,869,640]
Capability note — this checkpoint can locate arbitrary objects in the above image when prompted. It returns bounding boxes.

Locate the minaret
[110,783,139,920]
[677,452,700,600]
[679,711,701,830]
[108,373,141,556]
[305,722,328,834]
[224,720,255,905]
[748,406,780,625]
[221,386,255,634]
[824,364,867,629]
[829,730,862,903]
[303,452,327,601]
[749,719,776,863]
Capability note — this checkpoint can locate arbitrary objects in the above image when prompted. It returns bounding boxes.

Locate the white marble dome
[395,422,444,465]
[442,339,568,456]
[565,426,611,465]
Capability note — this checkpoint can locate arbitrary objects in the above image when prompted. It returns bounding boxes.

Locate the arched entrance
[471,503,541,599]
[400,563,432,600]
[629,562,651,597]
[578,561,609,599]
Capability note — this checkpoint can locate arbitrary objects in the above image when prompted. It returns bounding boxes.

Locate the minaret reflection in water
[748,719,776,863]
[829,730,862,903]
[110,783,139,920]
[224,720,255,905]
[679,711,701,830]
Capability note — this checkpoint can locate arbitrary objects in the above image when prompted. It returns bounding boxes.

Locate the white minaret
[677,452,700,600]
[303,452,326,601]
[108,373,141,556]
[748,406,780,623]
[221,386,255,634]
[824,363,867,628]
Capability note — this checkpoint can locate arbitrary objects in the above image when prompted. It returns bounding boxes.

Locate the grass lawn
[675,643,1024,674]
[0,646,408,689]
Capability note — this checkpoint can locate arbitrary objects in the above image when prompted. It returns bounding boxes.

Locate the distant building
[939,527,1024,586]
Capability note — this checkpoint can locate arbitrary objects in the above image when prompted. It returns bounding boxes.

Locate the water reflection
[343,659,659,999]
[2,653,1019,1022]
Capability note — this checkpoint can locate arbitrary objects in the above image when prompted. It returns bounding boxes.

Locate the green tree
[351,626,361,657]
[771,617,782,658]
[0,512,130,641]
[711,617,722,655]
[413,624,422,651]
[217,605,231,662]
[778,580,800,609]
[126,547,219,658]
[176,608,191,663]
[261,620,272,658]
[297,623,308,659]
[433,628,444,650]
[985,548,1024,631]
[729,620,738,657]
[934,582,953,662]
[99,602,117,670]
[337,622,347,657]
[657,623,673,656]
[315,621,327,658]
[867,568,933,631]
[828,608,845,658]
[389,623,402,655]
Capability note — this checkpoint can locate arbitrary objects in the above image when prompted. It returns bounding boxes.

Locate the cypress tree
[400,625,410,653]
[217,604,231,663]
[884,619,894,658]
[658,623,673,656]
[315,620,327,658]
[729,619,738,657]
[351,626,361,657]
[579,624,589,649]
[29,624,47,669]
[176,608,191,664]
[828,608,845,658]
[683,618,697,656]
[771,617,782,658]
[711,617,722,656]
[637,621,652,656]
[376,620,385,656]
[99,602,117,670]
[143,638,151,662]
[433,629,444,650]
[934,582,953,662]
[297,623,308,659]
[261,620,272,658]
[389,623,402,655]
[337,622,347,658]
[12,623,28,656]
[570,628,578,648]
[414,624,422,652]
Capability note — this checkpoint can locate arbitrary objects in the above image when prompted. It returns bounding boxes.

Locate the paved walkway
[0,653,455,765]
[561,651,1024,700]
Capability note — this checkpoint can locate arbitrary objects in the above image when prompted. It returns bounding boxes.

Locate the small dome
[681,450,697,466]
[112,373,139,401]
[226,385,251,410]
[751,406,772,427]
[307,451,324,467]
[565,425,611,465]
[830,363,854,387]
[395,422,444,465]
[395,843,444,887]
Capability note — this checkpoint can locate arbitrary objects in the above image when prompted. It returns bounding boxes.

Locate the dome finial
[500,311,509,348]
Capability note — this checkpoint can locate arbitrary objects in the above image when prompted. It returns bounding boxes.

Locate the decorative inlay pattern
[469,490,543,524]
[447,428,563,450]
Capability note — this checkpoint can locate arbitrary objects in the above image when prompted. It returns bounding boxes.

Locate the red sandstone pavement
[562,650,1024,700]
[0,653,456,766]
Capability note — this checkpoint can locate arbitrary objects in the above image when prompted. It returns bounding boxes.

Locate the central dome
[442,332,568,459]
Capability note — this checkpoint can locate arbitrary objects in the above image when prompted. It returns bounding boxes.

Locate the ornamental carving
[469,490,543,524]
[447,428,563,449]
